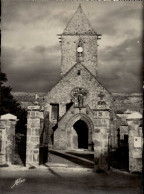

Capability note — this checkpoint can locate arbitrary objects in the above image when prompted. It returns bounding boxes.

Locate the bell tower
[58,4,101,77]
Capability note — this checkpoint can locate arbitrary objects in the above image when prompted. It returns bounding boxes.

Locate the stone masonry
[44,5,115,171]
[61,35,98,77]
[45,63,113,147]
[126,112,143,173]
[26,107,44,166]
[0,114,17,165]
[61,5,98,77]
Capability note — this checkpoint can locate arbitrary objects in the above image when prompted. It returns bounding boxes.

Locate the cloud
[1,1,143,93]
[98,37,142,92]
[99,37,142,62]
[33,45,60,54]
[2,45,61,92]
[91,3,142,36]
[2,1,72,31]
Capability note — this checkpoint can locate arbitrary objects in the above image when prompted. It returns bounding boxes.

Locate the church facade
[0,5,142,172]
[44,5,117,169]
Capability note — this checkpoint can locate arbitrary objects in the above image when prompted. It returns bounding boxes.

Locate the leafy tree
[0,72,27,134]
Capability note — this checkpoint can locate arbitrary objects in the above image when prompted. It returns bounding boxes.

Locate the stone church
[43,5,116,169]
[41,5,142,171]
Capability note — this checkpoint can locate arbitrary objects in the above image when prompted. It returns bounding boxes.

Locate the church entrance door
[73,120,88,149]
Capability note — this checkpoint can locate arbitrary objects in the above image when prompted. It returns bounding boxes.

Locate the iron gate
[15,133,26,166]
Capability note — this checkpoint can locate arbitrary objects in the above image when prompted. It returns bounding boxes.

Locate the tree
[0,72,27,134]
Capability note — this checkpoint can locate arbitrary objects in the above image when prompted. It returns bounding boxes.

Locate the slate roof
[63,4,97,35]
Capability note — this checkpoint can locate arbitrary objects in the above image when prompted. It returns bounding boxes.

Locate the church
[43,5,118,169]
[40,5,142,171]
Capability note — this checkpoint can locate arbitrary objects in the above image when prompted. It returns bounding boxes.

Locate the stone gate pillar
[26,106,44,167]
[126,112,143,173]
[0,114,17,165]
[93,110,110,172]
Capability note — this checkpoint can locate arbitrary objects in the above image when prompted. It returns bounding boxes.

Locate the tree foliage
[0,72,27,133]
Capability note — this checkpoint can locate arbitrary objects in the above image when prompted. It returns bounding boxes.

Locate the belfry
[60,4,101,77]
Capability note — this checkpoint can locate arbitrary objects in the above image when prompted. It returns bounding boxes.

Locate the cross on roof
[98,92,105,100]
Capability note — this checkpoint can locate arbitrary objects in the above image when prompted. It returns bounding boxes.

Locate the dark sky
[1,0,143,93]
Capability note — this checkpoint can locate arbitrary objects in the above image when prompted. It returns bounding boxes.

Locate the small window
[77,70,81,75]
[51,104,59,120]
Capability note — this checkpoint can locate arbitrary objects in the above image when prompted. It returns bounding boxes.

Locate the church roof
[63,4,97,35]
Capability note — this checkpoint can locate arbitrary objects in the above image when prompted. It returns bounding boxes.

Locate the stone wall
[45,63,112,114]
[61,35,97,77]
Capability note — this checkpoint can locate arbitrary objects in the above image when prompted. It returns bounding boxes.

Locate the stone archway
[66,113,94,150]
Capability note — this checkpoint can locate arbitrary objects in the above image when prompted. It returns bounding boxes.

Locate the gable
[45,63,112,109]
